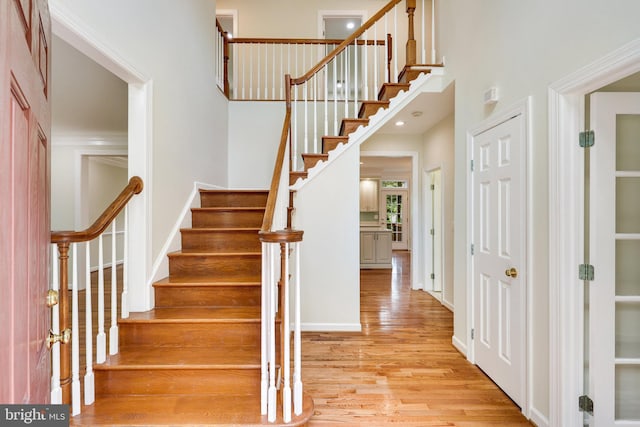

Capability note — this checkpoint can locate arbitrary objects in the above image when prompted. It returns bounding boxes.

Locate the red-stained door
[0,0,51,404]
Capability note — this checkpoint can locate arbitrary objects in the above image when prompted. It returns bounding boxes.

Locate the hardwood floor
[301,251,533,426]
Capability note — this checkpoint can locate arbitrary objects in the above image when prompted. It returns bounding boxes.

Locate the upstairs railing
[49,177,143,416]
[258,0,429,422]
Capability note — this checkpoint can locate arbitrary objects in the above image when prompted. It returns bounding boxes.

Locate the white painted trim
[441,298,453,313]
[466,97,531,418]
[530,407,550,427]
[301,323,362,332]
[451,335,467,356]
[52,132,127,146]
[548,37,640,427]
[149,181,224,284]
[51,2,154,312]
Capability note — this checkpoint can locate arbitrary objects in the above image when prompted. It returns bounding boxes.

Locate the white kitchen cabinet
[360,230,392,268]
[359,179,379,212]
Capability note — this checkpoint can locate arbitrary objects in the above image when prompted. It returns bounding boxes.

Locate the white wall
[228,102,284,188]
[51,0,229,271]
[293,146,361,331]
[436,1,640,423]
[422,113,454,308]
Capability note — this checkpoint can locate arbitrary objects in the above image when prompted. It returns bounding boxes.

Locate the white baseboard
[441,298,454,312]
[301,323,362,332]
[529,407,550,427]
[452,334,467,356]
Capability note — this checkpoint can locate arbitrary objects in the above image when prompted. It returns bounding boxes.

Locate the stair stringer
[290,67,450,191]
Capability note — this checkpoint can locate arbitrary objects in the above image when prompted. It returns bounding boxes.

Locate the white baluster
[354,40,358,117]
[293,88,298,171]
[121,207,129,318]
[324,65,328,137]
[109,220,118,355]
[374,21,379,91]
[282,243,292,423]
[394,6,398,82]
[84,241,94,405]
[384,14,389,83]
[97,234,106,364]
[313,76,318,154]
[242,45,246,99]
[233,44,238,99]
[344,48,349,120]
[272,43,276,100]
[260,241,268,415]
[71,243,81,415]
[50,244,62,404]
[333,55,338,135]
[431,0,437,63]
[249,44,254,99]
[264,43,268,99]
[293,242,303,415]
[364,31,369,101]
[267,244,277,423]
[304,81,308,155]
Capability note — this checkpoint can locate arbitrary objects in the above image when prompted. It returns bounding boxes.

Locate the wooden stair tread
[98,345,260,369]
[192,207,266,212]
[181,227,260,232]
[124,306,261,322]
[70,392,314,426]
[154,277,260,286]
[168,250,261,256]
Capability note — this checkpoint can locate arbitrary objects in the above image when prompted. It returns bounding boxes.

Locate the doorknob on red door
[505,267,518,278]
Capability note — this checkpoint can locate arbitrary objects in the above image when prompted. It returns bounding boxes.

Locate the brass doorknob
[46,328,71,350]
[505,267,518,278]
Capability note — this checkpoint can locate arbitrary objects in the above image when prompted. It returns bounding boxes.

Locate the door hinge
[579,130,595,148]
[430,228,434,236]
[430,184,435,190]
[578,394,593,414]
[470,159,474,171]
[579,264,594,281]
[430,273,435,280]
[471,244,475,255]
[471,328,475,340]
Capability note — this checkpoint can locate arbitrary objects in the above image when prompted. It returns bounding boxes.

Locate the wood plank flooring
[301,251,533,426]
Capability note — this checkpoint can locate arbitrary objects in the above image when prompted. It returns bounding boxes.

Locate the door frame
[50,4,154,312]
[423,166,445,300]
[466,97,531,416]
[548,38,640,427]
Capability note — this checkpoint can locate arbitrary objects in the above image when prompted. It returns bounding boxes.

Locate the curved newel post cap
[129,176,144,194]
[259,228,303,244]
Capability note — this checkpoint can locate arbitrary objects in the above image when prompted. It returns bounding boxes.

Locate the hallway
[301,251,532,426]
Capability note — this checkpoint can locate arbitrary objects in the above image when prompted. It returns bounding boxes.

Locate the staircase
[292,65,435,185]
[70,190,313,426]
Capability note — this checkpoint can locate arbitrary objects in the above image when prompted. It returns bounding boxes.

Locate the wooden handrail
[260,76,292,235]
[51,176,143,244]
[230,37,387,46]
[291,0,402,85]
[52,176,143,407]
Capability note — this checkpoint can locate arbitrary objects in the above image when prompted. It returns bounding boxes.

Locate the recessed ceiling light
[346,22,355,29]
[395,120,405,126]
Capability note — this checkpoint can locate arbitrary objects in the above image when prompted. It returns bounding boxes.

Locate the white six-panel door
[472,114,526,408]
[589,92,640,426]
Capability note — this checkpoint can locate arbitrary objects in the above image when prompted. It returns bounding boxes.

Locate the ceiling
[377,82,454,135]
